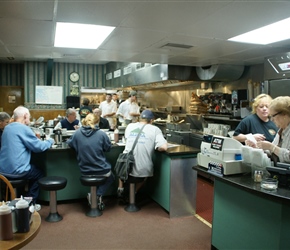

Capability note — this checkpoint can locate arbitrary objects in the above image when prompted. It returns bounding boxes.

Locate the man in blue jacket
[0,106,55,202]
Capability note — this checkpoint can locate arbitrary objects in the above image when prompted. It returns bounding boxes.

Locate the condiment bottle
[0,201,13,240]
[254,170,263,183]
[15,196,30,233]
[114,128,119,143]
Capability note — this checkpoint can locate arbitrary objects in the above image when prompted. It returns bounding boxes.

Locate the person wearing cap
[117,109,168,200]
[116,90,140,126]
[99,93,118,130]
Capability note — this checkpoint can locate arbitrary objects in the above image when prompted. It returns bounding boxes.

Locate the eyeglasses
[271,111,282,118]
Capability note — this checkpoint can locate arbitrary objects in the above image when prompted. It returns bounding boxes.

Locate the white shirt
[99,100,117,127]
[116,99,140,123]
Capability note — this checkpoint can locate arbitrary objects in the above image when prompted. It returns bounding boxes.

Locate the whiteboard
[35,86,63,104]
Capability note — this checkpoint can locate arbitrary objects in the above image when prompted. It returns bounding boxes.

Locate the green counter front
[193,166,290,249]
[33,145,124,201]
[33,144,199,218]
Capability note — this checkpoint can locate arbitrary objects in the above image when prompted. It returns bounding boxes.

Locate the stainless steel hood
[196,64,244,82]
[264,52,290,80]
[105,62,199,88]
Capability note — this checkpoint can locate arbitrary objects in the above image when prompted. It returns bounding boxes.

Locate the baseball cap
[141,110,154,119]
[129,90,137,97]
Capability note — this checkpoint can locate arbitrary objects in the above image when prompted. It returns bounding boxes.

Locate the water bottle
[0,201,13,240]
[15,196,30,233]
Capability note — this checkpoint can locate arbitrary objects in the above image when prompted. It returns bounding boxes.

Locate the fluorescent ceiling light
[228,17,290,45]
[54,22,115,49]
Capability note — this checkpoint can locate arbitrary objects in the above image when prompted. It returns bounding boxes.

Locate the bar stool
[80,175,107,217]
[0,172,27,198]
[38,176,67,222]
[124,176,145,212]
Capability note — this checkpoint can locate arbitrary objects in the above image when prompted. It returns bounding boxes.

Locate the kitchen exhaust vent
[161,43,193,49]
[196,64,244,82]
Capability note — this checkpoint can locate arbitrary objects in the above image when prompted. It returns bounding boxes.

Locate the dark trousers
[9,165,44,203]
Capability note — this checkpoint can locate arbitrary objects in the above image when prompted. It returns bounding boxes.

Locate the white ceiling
[1,0,290,66]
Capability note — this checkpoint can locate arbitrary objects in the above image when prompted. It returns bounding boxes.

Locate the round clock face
[69,72,80,83]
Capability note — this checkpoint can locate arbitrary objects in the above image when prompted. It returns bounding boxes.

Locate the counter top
[49,142,200,156]
[193,165,290,202]
[165,143,199,156]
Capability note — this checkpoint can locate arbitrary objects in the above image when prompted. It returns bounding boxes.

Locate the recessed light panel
[228,17,290,45]
[54,22,115,49]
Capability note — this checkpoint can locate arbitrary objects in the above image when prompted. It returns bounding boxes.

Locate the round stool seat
[38,176,67,191]
[127,176,145,183]
[9,179,27,188]
[80,175,107,186]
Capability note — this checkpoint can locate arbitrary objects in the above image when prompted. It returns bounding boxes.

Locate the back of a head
[140,109,154,122]
[82,98,90,106]
[0,112,10,121]
[82,113,99,129]
[13,106,29,120]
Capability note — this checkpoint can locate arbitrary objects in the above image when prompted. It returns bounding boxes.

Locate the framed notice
[35,86,63,104]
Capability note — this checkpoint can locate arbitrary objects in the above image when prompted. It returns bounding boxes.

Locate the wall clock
[69,72,80,83]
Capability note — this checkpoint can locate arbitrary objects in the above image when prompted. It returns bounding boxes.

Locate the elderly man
[93,108,110,130]
[0,111,10,149]
[54,108,81,130]
[0,106,55,202]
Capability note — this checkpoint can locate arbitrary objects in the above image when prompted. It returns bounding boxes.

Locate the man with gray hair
[0,106,55,203]
[54,108,81,130]
[0,111,10,149]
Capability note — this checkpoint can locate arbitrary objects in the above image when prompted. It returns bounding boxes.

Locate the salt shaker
[254,170,263,182]
[0,201,13,240]
[15,196,30,233]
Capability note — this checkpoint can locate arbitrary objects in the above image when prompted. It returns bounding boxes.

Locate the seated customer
[0,106,55,203]
[93,108,110,130]
[0,111,11,149]
[54,108,81,130]
[233,94,278,144]
[67,113,114,210]
[117,109,167,200]
[252,96,290,165]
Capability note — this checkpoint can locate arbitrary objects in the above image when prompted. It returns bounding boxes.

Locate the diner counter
[33,143,199,218]
[192,165,290,249]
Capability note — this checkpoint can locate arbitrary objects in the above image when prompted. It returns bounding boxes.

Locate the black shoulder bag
[114,124,146,182]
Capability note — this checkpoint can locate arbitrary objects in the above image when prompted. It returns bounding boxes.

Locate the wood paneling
[29,109,66,121]
[0,86,24,115]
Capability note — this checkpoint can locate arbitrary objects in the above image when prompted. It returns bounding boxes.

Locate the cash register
[197,134,251,176]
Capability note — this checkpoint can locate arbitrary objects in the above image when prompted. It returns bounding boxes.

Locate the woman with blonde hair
[256,96,290,164]
[233,93,278,144]
[67,113,114,210]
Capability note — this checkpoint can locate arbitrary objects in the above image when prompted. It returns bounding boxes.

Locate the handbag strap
[130,124,146,152]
